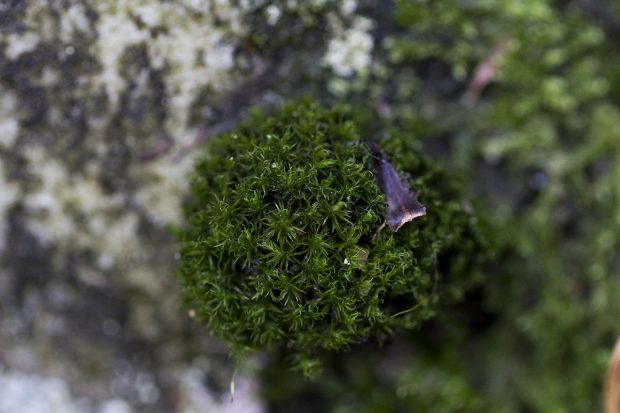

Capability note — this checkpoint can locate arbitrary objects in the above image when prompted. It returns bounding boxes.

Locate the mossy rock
[177,101,484,374]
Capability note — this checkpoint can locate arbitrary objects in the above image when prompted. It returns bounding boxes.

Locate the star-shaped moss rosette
[177,101,485,375]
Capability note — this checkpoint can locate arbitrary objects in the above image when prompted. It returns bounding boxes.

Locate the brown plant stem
[605,336,620,413]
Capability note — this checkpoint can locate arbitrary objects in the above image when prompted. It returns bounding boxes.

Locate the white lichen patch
[0,161,19,254]
[21,146,141,268]
[323,15,374,77]
[3,32,40,60]
[0,118,18,148]
[0,371,82,413]
[23,146,85,246]
[87,213,141,268]
[0,88,19,148]
[265,5,282,25]
[95,12,149,109]
[0,370,133,413]
[13,1,83,46]
[340,0,358,16]
[97,399,133,413]
[94,0,247,134]
[133,154,196,226]
[60,4,91,44]
[19,139,187,288]
[178,367,264,413]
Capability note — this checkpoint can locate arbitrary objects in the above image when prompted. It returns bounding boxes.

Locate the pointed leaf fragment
[367,142,426,232]
[461,38,511,107]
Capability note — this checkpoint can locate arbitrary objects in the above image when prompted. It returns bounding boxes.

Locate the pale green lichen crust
[0,0,264,409]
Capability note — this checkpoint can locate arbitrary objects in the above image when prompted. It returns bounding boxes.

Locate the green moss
[242,1,620,411]
[332,1,620,412]
[177,101,484,374]
[261,339,503,413]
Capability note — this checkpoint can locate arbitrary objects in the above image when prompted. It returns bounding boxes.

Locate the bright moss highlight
[178,101,483,369]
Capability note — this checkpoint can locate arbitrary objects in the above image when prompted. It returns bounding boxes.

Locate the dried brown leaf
[367,142,426,232]
[605,336,620,413]
[461,39,511,107]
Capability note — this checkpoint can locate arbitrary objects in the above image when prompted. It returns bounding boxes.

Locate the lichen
[323,15,374,77]
[94,0,247,133]
[0,164,19,254]
[0,1,261,408]
[4,32,40,60]
[0,0,256,268]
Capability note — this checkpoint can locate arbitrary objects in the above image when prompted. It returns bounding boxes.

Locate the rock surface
[0,1,319,411]
[0,0,380,411]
